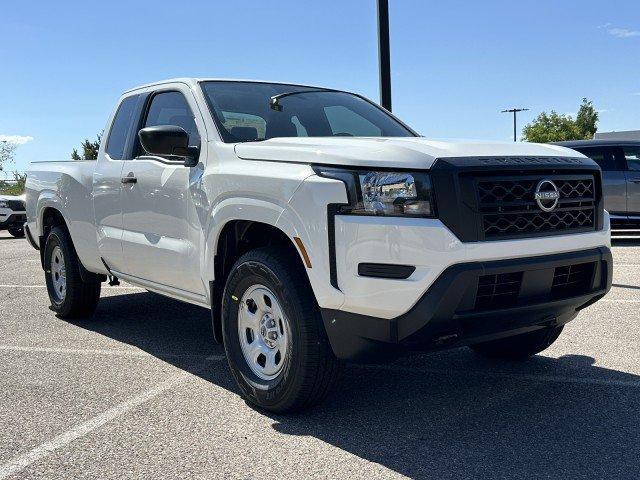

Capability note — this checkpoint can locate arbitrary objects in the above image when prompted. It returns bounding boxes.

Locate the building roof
[594,130,640,141]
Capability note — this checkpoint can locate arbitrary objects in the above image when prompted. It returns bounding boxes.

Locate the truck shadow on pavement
[74,291,640,480]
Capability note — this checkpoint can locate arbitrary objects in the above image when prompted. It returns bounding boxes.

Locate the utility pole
[501,108,529,142]
[377,0,392,111]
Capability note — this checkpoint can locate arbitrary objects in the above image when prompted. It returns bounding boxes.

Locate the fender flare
[36,191,67,239]
[202,197,287,284]
[36,195,104,283]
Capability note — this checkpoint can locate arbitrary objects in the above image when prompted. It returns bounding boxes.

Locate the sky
[1,0,639,174]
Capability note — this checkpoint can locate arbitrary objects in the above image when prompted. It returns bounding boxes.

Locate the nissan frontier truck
[25,79,612,412]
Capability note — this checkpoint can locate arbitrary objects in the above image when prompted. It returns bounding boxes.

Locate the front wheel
[8,227,24,238]
[44,226,101,318]
[470,325,564,360]
[221,247,341,412]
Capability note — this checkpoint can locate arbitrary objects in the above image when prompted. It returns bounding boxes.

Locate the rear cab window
[106,95,138,160]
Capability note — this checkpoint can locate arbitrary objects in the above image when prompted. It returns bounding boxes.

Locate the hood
[0,193,26,202]
[234,137,585,170]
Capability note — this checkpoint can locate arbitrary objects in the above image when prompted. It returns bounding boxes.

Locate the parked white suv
[0,193,26,237]
[26,79,612,412]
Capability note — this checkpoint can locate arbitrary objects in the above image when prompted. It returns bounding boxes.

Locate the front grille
[483,209,594,237]
[475,272,523,311]
[7,200,25,211]
[476,176,596,240]
[551,262,595,298]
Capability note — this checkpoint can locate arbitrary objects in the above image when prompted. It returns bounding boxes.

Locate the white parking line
[0,355,225,480]
[0,345,223,360]
[0,375,185,479]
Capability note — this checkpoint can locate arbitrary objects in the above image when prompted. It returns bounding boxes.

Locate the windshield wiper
[269,88,341,111]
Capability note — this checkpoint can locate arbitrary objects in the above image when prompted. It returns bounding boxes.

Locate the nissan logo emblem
[534,179,560,212]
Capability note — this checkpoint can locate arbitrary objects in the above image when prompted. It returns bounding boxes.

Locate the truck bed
[25,161,105,274]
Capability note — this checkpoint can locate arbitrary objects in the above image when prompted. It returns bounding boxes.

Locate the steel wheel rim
[50,245,66,303]
[238,284,291,380]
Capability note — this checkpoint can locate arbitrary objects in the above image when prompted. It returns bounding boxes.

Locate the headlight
[314,167,436,218]
[0,201,8,208]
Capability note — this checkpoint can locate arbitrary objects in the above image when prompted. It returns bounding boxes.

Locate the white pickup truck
[26,78,612,412]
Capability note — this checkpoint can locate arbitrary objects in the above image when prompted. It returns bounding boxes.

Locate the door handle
[631,178,640,184]
[121,175,137,184]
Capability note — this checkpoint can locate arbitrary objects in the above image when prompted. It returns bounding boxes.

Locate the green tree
[12,170,27,192]
[0,171,27,195]
[522,112,582,143]
[71,132,102,160]
[0,140,28,195]
[575,98,599,139]
[0,140,17,172]
[522,98,599,143]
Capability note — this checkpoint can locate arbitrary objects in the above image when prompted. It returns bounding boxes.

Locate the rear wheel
[470,325,564,360]
[8,227,24,238]
[44,226,101,318]
[221,247,341,412]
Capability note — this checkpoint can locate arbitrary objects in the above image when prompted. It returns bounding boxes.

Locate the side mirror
[138,125,199,167]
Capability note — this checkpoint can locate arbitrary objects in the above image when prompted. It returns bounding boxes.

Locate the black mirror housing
[138,125,199,166]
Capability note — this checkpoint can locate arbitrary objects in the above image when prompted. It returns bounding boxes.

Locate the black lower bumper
[0,213,26,230]
[321,247,612,361]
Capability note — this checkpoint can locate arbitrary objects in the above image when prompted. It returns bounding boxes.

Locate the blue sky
[1,0,639,174]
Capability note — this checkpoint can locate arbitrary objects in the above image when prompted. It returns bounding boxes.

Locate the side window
[622,146,640,171]
[323,105,382,136]
[143,91,200,150]
[575,147,617,171]
[106,95,138,160]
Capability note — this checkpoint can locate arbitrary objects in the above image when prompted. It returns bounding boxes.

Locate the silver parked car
[555,140,640,228]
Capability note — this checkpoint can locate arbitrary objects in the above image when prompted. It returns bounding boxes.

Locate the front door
[574,146,627,216]
[621,145,640,215]
[120,88,205,295]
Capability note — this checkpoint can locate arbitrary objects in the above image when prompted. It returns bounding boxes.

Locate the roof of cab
[123,78,331,94]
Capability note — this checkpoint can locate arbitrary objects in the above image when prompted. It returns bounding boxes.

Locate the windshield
[200,81,416,143]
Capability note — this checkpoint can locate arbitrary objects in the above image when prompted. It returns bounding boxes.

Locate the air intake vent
[551,262,595,298]
[7,200,25,211]
[475,272,523,311]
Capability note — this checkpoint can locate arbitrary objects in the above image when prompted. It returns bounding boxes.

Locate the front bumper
[0,212,26,230]
[321,247,612,361]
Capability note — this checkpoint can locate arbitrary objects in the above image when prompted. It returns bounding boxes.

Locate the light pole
[377,0,392,111]
[501,108,529,142]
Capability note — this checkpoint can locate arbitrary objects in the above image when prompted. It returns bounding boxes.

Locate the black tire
[470,325,564,360]
[44,226,101,318]
[8,227,24,238]
[221,246,341,413]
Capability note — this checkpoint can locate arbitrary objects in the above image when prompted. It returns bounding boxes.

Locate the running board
[109,269,210,308]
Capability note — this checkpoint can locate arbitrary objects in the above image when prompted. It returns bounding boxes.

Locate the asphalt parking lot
[0,231,639,479]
